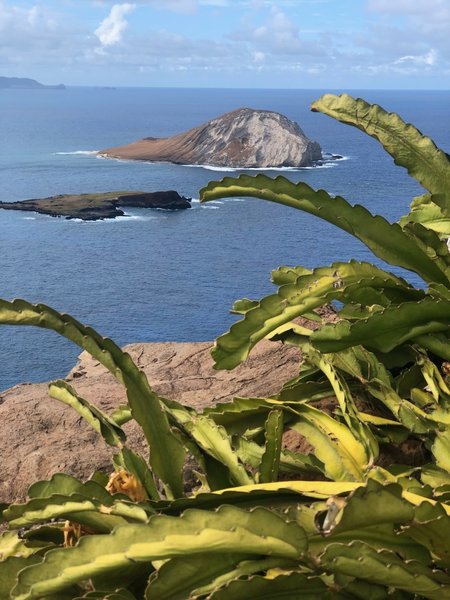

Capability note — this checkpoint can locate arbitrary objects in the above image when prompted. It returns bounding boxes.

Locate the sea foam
[183,154,348,172]
[54,150,99,155]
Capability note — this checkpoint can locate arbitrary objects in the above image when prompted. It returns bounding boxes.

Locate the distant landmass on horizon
[0,76,65,90]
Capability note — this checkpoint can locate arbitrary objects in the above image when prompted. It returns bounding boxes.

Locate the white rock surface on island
[100,108,322,168]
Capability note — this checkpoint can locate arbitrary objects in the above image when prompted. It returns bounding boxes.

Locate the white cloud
[231,6,327,58]
[0,2,56,34]
[96,0,197,12]
[199,0,229,5]
[395,49,437,66]
[368,0,450,17]
[97,0,231,13]
[95,3,136,46]
[154,0,196,12]
[0,1,87,72]
[251,8,303,53]
[348,0,450,80]
[368,0,450,46]
[0,0,448,87]
[26,7,39,27]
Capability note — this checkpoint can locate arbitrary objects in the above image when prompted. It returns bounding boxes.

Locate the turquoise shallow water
[0,87,449,390]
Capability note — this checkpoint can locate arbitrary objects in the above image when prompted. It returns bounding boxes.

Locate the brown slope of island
[0,191,191,221]
[99,107,322,168]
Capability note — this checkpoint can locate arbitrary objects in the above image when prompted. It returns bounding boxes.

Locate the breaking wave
[86,153,349,171]
[184,154,348,172]
[54,150,99,155]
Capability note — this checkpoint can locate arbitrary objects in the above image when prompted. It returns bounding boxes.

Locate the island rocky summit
[100,107,322,168]
[0,190,191,221]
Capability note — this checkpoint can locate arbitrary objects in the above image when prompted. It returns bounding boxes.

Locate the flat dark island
[0,191,191,221]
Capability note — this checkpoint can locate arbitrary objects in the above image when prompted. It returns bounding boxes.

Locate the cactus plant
[200,92,450,483]
[1,94,450,597]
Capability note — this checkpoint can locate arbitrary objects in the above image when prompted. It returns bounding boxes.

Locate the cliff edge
[100,107,322,168]
[0,340,301,502]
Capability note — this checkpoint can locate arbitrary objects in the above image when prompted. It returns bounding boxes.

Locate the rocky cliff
[0,340,301,502]
[100,108,322,168]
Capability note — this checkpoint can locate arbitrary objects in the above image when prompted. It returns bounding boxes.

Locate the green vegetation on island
[0,93,450,599]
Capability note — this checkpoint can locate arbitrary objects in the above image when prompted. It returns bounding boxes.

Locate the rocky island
[0,190,191,221]
[100,107,322,168]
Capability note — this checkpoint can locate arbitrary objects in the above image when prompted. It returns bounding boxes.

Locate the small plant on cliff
[0,94,449,598]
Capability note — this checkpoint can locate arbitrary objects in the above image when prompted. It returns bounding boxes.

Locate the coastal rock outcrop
[0,340,301,502]
[100,108,322,168]
[0,306,340,503]
[0,190,191,221]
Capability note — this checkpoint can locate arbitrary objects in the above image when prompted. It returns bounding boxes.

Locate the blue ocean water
[0,87,449,391]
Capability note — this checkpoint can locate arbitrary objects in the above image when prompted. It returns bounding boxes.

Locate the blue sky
[1,0,449,88]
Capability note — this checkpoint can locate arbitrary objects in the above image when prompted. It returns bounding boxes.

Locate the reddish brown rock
[0,340,301,503]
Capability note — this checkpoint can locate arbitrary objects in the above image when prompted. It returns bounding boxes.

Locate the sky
[1,0,449,89]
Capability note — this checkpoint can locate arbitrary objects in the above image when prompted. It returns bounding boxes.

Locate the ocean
[0,87,449,391]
